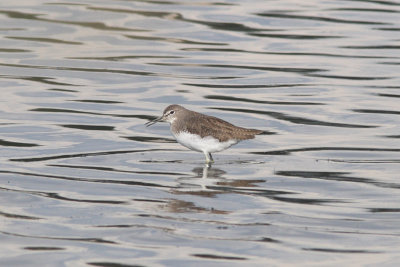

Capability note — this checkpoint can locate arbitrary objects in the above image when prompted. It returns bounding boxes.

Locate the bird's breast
[173,131,238,153]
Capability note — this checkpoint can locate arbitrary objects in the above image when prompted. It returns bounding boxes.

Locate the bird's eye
[169,110,175,115]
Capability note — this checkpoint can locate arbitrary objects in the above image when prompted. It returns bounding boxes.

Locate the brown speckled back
[169,106,263,142]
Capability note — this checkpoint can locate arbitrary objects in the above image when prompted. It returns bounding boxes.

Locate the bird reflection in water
[162,164,265,214]
[172,163,265,196]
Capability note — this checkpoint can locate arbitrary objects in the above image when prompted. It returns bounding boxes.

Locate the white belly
[174,131,238,153]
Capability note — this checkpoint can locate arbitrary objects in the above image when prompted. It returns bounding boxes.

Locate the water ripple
[29,107,152,120]
[205,95,323,105]
[59,124,115,131]
[255,12,390,25]
[88,5,276,35]
[0,170,175,189]
[0,211,41,220]
[1,231,117,244]
[184,82,309,89]
[125,34,227,46]
[9,149,173,162]
[48,164,185,176]
[0,9,144,32]
[192,254,247,261]
[212,107,376,128]
[0,74,77,86]
[0,138,39,147]
[1,0,400,265]
[353,109,400,115]
[181,47,393,59]
[6,36,82,45]
[275,171,400,189]
[253,146,400,155]
[152,62,324,74]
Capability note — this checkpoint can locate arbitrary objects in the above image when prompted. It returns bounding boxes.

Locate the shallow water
[1,0,400,266]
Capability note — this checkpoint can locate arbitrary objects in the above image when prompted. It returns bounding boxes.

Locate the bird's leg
[209,153,214,163]
[204,152,214,165]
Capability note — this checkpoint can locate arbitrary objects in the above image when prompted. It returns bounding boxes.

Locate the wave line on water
[255,12,390,25]
[0,138,40,147]
[9,148,178,162]
[48,164,185,176]
[211,107,376,128]
[181,47,394,59]
[0,170,175,190]
[150,62,325,74]
[253,146,400,155]
[0,230,117,244]
[204,95,324,105]
[275,170,400,189]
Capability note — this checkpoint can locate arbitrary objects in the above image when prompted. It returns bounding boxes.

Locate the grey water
[1,0,400,266]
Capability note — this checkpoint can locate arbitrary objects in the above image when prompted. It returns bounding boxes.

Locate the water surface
[1,0,400,266]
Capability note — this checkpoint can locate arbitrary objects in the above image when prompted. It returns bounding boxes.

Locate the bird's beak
[145,115,164,127]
